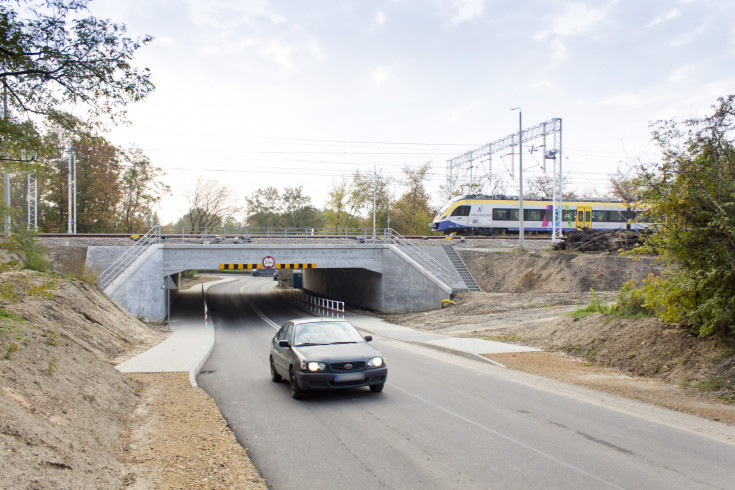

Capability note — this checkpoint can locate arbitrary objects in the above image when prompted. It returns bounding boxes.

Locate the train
[429,194,646,236]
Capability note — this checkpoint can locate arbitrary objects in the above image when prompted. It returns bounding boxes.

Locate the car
[251,269,273,277]
[270,318,387,399]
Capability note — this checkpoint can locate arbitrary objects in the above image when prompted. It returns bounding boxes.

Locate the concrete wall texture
[86,243,454,321]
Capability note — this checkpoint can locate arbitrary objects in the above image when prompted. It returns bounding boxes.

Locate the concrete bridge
[85,230,476,322]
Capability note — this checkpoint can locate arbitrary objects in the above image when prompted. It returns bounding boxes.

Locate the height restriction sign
[262,256,276,269]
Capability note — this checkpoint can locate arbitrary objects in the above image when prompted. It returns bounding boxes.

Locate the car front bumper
[294,367,388,390]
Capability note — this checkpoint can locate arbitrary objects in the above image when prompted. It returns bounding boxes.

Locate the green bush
[570,289,611,317]
[23,251,49,272]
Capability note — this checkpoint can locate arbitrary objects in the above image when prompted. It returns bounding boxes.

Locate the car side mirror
[278,340,291,347]
[364,335,373,342]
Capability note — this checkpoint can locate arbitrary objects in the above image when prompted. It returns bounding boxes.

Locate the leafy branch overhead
[0,0,155,164]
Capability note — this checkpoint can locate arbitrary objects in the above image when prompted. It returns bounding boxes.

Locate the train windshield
[435,197,465,220]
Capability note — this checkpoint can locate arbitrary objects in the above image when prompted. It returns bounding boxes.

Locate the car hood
[294,342,381,362]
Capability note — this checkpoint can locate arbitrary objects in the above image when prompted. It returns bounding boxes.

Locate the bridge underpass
[87,239,472,321]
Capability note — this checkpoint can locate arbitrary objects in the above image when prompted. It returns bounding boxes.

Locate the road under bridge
[86,237,472,322]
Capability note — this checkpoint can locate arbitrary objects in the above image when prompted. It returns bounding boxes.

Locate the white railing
[98,226,161,289]
[284,291,345,318]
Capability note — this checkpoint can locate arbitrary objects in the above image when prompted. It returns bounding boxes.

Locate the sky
[86,0,735,225]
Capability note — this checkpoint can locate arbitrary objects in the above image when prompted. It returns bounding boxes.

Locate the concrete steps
[442,244,481,292]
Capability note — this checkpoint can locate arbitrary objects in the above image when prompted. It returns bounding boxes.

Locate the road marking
[238,283,281,330]
[388,383,625,489]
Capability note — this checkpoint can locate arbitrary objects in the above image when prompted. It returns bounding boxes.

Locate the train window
[592,211,607,222]
[544,209,553,221]
[577,210,583,222]
[562,209,575,222]
[492,208,510,220]
[525,209,544,221]
[450,205,471,217]
[607,211,627,223]
[585,211,591,222]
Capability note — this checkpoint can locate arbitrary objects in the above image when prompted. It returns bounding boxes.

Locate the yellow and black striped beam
[219,263,316,270]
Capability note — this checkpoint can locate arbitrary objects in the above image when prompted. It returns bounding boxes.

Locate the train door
[575,206,592,229]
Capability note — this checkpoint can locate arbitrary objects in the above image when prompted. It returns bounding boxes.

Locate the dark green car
[270,318,388,399]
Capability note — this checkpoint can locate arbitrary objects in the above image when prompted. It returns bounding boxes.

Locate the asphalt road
[196,277,735,489]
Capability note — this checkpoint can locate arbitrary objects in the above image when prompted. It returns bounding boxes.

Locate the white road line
[388,383,626,490]
[239,283,281,329]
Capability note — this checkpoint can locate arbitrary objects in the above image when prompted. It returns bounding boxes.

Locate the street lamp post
[511,107,524,250]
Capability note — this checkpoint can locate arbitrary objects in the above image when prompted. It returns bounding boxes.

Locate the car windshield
[293,321,364,346]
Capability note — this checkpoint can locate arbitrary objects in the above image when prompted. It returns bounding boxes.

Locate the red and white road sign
[262,256,276,269]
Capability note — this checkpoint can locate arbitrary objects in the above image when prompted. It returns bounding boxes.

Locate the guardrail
[284,290,345,318]
[98,226,161,289]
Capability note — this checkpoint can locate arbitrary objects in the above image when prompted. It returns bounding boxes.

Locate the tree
[184,177,240,231]
[391,163,435,234]
[72,136,121,232]
[634,95,735,337]
[609,165,639,204]
[0,0,154,161]
[245,186,282,227]
[116,147,169,233]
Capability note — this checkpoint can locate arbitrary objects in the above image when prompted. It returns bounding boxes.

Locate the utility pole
[372,166,377,238]
[511,107,525,250]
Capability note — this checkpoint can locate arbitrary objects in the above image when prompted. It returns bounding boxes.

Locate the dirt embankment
[0,269,265,488]
[382,250,735,424]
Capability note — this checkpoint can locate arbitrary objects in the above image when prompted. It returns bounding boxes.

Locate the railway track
[37,233,551,241]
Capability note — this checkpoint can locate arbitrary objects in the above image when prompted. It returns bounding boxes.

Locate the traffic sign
[262,256,276,269]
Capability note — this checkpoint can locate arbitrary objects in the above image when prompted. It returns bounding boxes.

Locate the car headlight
[301,361,326,372]
[367,357,383,368]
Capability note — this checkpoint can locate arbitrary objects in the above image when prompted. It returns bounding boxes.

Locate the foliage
[1,227,47,271]
[609,165,639,204]
[631,95,735,337]
[612,280,649,318]
[390,163,435,234]
[116,147,169,233]
[570,290,611,317]
[245,186,323,228]
[323,171,392,229]
[0,0,154,163]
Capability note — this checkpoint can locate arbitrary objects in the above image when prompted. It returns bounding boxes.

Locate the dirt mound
[459,250,660,293]
[0,270,166,488]
[382,250,735,423]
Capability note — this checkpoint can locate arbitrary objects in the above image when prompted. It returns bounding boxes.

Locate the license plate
[334,372,365,383]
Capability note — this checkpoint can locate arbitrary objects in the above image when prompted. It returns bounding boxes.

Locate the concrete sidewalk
[116,296,538,387]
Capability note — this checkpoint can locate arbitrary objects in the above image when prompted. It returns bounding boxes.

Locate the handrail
[98,226,161,289]
[382,228,452,284]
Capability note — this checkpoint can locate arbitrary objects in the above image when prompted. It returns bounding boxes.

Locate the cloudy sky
[89,0,735,224]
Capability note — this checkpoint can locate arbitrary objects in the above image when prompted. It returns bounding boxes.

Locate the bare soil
[380,250,735,425]
[0,268,265,489]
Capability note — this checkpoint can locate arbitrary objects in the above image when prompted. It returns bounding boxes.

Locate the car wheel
[369,383,384,393]
[289,367,304,399]
[270,357,282,382]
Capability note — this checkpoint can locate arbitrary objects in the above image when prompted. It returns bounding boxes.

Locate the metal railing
[159,226,393,244]
[98,226,161,289]
[382,229,452,284]
[284,290,345,318]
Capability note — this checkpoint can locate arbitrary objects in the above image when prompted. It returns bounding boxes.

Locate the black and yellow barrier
[219,263,316,270]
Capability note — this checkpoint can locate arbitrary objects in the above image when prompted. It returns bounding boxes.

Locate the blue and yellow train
[429,195,645,235]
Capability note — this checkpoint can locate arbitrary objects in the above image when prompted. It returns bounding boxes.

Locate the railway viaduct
[84,235,475,322]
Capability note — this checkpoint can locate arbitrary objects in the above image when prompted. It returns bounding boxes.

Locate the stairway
[442,244,481,292]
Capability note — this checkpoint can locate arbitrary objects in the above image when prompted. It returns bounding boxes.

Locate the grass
[696,376,722,392]
[483,333,525,343]
[570,290,611,318]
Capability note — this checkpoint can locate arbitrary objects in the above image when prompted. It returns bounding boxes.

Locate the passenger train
[429,195,646,235]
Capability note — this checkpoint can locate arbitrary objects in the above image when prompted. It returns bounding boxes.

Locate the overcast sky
[89,0,735,224]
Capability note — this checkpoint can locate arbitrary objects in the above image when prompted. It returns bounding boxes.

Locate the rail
[284,290,345,318]
[98,226,161,289]
[382,229,452,284]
